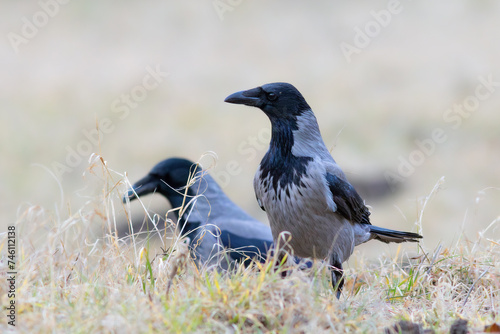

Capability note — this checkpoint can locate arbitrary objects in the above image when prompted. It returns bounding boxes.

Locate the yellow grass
[1,158,498,333]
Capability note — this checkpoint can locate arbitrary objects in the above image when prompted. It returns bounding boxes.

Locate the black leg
[268,247,289,277]
[330,254,344,299]
[276,252,289,278]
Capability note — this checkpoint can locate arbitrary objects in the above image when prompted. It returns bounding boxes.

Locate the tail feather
[369,226,422,244]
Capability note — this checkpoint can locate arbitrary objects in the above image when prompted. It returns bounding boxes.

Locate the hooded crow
[225,82,422,297]
[123,157,277,270]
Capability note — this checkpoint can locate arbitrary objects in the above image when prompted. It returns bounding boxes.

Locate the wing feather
[326,173,371,225]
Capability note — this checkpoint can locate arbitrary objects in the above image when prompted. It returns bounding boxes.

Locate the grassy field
[1,159,498,333]
[2,1,500,332]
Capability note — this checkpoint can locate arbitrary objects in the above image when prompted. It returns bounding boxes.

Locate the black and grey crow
[123,158,277,270]
[225,83,423,297]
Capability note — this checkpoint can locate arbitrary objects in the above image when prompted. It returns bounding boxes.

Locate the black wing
[326,173,371,225]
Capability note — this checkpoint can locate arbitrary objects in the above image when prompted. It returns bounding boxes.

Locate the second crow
[124,158,276,270]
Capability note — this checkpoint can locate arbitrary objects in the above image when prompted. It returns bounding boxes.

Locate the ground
[1,161,498,333]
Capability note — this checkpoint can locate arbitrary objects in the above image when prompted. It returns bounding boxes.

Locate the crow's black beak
[122,188,137,203]
[224,87,262,107]
[122,175,158,203]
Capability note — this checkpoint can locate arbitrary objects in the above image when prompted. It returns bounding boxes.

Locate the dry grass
[1,157,499,333]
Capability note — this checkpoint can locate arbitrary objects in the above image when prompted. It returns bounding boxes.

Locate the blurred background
[2,1,499,259]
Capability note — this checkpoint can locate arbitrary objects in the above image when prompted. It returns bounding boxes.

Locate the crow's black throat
[260,118,312,192]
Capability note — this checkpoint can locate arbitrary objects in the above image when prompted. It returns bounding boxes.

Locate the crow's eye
[267,92,277,101]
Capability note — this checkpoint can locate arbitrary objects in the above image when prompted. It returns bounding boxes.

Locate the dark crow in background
[225,82,422,297]
[123,158,277,270]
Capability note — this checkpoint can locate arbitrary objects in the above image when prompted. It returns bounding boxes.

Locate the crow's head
[123,158,200,205]
[224,82,311,120]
